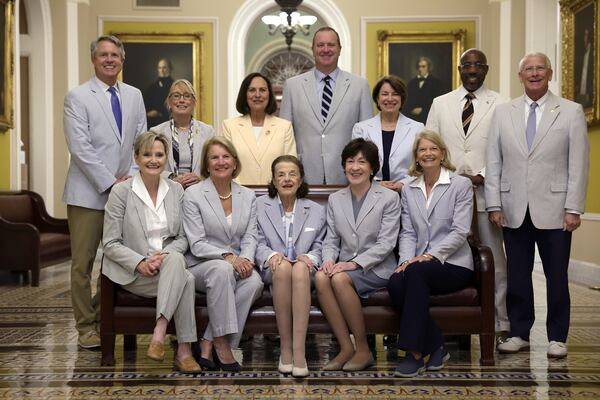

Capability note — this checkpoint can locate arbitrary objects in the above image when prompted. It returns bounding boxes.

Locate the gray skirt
[346,268,388,299]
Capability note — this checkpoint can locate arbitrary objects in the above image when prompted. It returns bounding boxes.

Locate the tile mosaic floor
[0,261,599,399]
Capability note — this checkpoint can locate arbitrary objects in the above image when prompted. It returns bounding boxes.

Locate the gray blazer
[426,86,508,211]
[183,178,257,266]
[399,172,474,270]
[63,78,147,210]
[321,183,400,280]
[485,91,589,229]
[352,113,423,182]
[150,118,215,177]
[279,68,373,185]
[102,177,188,286]
[255,195,326,268]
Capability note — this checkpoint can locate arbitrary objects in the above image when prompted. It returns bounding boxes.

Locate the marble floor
[0,261,599,399]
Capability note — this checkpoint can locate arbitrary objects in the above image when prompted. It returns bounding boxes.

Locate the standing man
[403,56,444,124]
[63,35,147,348]
[426,48,510,344]
[280,26,372,184]
[486,52,589,358]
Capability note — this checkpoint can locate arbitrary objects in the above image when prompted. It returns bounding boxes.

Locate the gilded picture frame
[108,32,204,125]
[378,30,465,124]
[560,0,599,125]
[0,0,14,130]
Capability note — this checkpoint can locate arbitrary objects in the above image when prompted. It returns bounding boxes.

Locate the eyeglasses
[460,62,487,69]
[521,66,547,75]
[169,92,194,100]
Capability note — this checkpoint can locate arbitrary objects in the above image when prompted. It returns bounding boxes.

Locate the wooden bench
[100,185,495,366]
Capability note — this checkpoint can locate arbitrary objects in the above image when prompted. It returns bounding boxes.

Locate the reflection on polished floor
[0,261,599,399]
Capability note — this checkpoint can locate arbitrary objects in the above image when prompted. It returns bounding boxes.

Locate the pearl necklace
[219,192,232,200]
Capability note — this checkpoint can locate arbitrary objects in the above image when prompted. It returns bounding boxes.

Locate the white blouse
[131,173,170,256]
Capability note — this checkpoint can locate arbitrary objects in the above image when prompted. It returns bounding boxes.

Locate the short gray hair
[90,35,125,60]
[518,52,552,72]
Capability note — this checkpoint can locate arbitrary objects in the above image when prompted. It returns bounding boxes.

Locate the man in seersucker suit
[486,52,589,359]
[280,26,373,185]
[63,35,146,349]
[426,48,510,345]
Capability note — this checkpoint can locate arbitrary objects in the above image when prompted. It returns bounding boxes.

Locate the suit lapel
[292,198,310,244]
[131,190,149,240]
[258,115,277,163]
[265,197,285,243]
[164,183,176,235]
[408,180,428,223]
[191,121,205,173]
[367,116,383,160]
[301,72,323,126]
[530,93,560,154]
[467,90,495,137]
[89,79,122,142]
[389,114,412,157]
[339,188,357,232]
[426,181,451,219]
[452,90,465,134]
[118,82,130,141]
[236,116,262,164]
[204,179,231,238]
[355,184,378,229]
[509,97,528,154]
[324,71,351,128]
[230,182,242,238]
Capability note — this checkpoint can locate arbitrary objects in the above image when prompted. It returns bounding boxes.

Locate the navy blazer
[255,195,326,269]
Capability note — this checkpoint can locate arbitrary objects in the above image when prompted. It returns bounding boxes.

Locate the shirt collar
[458,85,486,99]
[411,167,451,188]
[315,67,340,83]
[525,91,549,108]
[94,76,120,93]
[132,173,170,211]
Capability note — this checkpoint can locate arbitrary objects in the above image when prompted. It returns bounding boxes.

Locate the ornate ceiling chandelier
[261,0,317,51]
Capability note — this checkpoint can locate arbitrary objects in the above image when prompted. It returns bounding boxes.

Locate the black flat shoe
[212,348,241,372]
[191,342,217,371]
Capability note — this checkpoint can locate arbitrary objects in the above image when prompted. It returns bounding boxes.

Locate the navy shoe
[426,346,450,371]
[191,342,217,371]
[394,353,425,377]
[213,348,241,372]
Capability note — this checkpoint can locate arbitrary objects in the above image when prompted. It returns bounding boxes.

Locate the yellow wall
[0,131,9,190]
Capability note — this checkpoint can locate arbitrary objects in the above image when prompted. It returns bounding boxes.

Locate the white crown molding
[582,213,600,222]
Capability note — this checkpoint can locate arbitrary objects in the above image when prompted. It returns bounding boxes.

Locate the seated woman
[387,130,474,377]
[150,78,214,189]
[316,138,401,371]
[221,72,296,185]
[183,136,264,372]
[352,75,423,192]
[102,131,200,373]
[256,155,326,377]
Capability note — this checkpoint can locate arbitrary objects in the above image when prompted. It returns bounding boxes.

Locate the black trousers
[503,210,572,342]
[387,261,473,355]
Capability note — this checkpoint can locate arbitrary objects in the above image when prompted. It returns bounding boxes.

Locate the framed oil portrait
[108,32,204,128]
[378,30,465,124]
[0,0,14,130]
[561,0,599,125]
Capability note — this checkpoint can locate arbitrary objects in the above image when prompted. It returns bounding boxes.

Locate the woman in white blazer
[316,138,401,372]
[352,75,424,192]
[256,155,326,377]
[387,131,474,378]
[102,132,200,373]
[183,136,264,372]
[150,79,214,189]
[221,72,296,185]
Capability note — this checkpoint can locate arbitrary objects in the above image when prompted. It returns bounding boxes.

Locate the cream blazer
[220,114,297,185]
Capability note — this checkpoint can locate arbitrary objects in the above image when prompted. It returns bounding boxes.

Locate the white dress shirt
[131,173,170,256]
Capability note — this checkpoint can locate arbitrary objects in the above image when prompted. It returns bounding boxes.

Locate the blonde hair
[134,131,169,157]
[200,136,242,179]
[407,130,456,177]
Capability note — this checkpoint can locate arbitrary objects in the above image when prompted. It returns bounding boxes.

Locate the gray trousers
[189,260,264,348]
[123,252,197,343]
[477,210,510,332]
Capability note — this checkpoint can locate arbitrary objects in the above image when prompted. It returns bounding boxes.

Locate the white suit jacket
[183,178,257,266]
[63,78,147,210]
[399,172,474,270]
[102,177,188,286]
[321,182,400,280]
[352,113,423,182]
[426,86,509,211]
[485,91,589,229]
[280,68,373,185]
[255,195,326,268]
[150,118,215,177]
[220,114,296,185]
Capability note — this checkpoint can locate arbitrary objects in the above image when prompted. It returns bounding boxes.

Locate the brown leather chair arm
[25,190,69,234]
[100,258,117,334]
[0,216,40,265]
[468,237,495,333]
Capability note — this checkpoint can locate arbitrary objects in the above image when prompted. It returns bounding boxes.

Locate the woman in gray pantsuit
[183,136,264,372]
[102,132,201,373]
